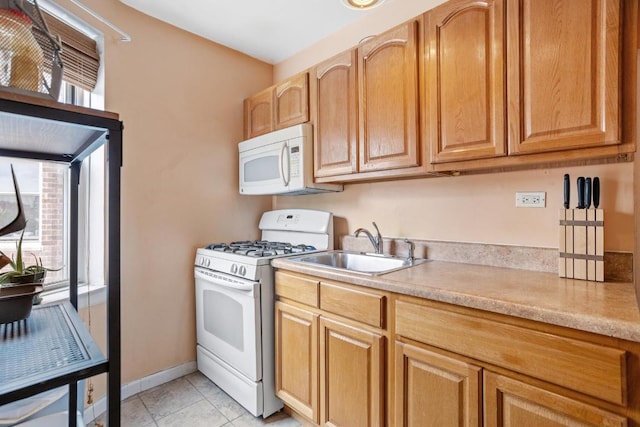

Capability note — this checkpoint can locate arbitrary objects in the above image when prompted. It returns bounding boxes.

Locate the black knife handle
[584,177,591,209]
[593,177,600,208]
[577,177,585,209]
[563,174,570,209]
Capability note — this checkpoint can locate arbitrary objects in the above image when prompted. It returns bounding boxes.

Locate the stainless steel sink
[288,250,427,275]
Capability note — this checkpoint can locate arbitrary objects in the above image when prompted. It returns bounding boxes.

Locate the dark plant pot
[0,284,44,324]
[8,271,46,304]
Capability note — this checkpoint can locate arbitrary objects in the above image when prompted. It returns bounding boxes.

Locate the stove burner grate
[205,240,316,257]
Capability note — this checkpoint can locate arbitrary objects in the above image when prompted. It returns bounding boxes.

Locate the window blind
[33,11,99,91]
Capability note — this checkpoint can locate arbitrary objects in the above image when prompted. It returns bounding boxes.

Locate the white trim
[41,283,106,308]
[82,362,197,424]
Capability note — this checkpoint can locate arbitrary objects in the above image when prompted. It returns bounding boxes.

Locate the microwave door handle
[280,142,290,186]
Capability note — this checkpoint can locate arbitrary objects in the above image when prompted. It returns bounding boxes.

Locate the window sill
[41,283,106,309]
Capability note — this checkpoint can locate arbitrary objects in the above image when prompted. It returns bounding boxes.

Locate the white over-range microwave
[238,123,343,195]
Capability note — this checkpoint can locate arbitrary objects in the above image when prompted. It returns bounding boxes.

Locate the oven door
[195,267,262,381]
[239,139,291,195]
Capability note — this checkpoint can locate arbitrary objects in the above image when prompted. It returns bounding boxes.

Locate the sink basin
[288,250,427,275]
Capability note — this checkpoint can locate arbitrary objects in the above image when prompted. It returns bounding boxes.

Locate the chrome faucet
[403,238,415,264]
[354,222,383,254]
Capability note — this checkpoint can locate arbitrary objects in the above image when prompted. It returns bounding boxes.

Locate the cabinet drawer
[395,300,627,405]
[275,271,319,307]
[320,282,385,328]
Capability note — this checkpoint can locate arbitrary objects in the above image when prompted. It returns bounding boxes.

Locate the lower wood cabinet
[320,317,385,427]
[395,341,481,427]
[275,301,319,422]
[275,270,638,426]
[484,372,627,427]
[275,271,388,426]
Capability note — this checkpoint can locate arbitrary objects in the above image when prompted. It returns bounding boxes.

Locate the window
[0,160,42,241]
[0,159,68,287]
[0,5,105,292]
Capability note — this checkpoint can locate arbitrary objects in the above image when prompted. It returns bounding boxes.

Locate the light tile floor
[88,372,302,427]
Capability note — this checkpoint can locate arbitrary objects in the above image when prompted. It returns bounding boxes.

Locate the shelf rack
[0,89,122,427]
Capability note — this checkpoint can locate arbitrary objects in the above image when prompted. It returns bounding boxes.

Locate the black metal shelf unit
[0,93,122,427]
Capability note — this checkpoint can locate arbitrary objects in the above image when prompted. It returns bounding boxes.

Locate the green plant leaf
[15,228,25,274]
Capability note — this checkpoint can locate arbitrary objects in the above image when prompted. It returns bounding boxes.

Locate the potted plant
[0,226,58,308]
[0,165,52,318]
[0,228,49,286]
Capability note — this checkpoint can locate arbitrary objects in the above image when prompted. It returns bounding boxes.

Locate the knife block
[559,209,604,281]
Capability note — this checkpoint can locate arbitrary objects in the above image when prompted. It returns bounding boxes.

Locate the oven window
[203,289,244,351]
[244,156,279,182]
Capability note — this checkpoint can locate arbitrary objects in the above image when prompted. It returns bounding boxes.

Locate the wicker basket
[0,0,62,99]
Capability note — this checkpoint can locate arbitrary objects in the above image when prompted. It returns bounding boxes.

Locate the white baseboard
[83,361,197,424]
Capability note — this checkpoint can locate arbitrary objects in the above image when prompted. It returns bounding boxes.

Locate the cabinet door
[274,72,309,130]
[243,87,273,139]
[275,302,319,423]
[507,0,621,154]
[395,341,481,427]
[312,50,358,177]
[320,317,385,427]
[358,20,421,173]
[427,0,506,163]
[484,372,627,427]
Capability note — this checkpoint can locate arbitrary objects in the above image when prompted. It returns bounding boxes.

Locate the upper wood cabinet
[358,20,421,173]
[247,0,635,178]
[507,0,622,155]
[312,50,358,177]
[312,20,424,181]
[274,73,309,130]
[243,72,309,139]
[243,86,273,139]
[426,0,506,163]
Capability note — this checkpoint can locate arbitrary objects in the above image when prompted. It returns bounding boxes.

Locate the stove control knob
[231,264,238,274]
[199,257,205,266]
[205,259,210,267]
[239,266,246,276]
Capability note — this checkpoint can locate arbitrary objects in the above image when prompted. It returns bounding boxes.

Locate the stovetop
[195,240,322,280]
[205,240,317,258]
[195,209,333,280]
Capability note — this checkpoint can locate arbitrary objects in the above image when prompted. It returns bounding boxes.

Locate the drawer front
[320,282,385,328]
[395,300,626,405]
[275,271,319,307]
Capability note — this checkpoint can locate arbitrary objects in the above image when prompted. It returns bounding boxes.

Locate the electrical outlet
[515,191,546,208]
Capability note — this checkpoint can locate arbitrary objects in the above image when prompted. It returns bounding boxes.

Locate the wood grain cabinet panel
[358,20,421,173]
[395,341,482,427]
[395,299,627,405]
[243,87,273,139]
[312,50,358,178]
[427,0,506,163]
[507,0,622,154]
[484,372,628,427]
[275,301,319,423]
[275,270,319,307]
[275,72,309,130]
[275,274,388,426]
[320,317,385,427]
[319,281,386,328]
[243,72,309,139]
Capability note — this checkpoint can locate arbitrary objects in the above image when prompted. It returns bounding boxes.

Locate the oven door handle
[195,268,258,293]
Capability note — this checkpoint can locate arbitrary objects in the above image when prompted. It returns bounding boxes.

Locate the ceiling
[119,0,388,64]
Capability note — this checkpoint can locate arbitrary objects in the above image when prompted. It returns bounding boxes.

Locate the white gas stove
[194,209,333,418]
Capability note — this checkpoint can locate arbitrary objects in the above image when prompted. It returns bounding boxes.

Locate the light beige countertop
[271,257,640,343]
